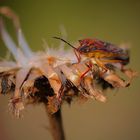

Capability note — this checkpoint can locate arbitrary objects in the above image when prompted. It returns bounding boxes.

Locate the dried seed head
[0,7,137,117]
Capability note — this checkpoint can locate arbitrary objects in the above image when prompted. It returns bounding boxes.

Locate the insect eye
[85,49,90,52]
[80,46,90,53]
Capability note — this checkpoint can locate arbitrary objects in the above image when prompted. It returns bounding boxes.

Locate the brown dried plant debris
[0,7,137,117]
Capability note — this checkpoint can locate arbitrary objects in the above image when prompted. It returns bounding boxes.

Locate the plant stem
[0,117,10,140]
[44,105,65,140]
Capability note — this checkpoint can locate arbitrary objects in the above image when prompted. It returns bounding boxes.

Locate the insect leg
[80,61,93,79]
[74,49,81,63]
[94,57,108,76]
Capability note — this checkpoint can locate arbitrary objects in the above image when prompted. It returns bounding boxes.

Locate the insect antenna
[53,37,77,50]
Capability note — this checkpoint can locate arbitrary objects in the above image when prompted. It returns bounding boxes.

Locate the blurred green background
[0,0,140,140]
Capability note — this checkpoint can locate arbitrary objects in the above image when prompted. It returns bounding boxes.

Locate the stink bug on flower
[0,7,137,117]
[53,37,129,74]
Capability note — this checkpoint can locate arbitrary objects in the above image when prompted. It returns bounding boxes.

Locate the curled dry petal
[122,68,138,79]
[38,63,62,98]
[9,97,24,118]
[58,64,80,86]
[83,76,107,102]
[21,68,42,97]
[103,71,129,88]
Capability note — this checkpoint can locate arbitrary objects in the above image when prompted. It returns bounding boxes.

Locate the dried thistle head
[0,7,137,117]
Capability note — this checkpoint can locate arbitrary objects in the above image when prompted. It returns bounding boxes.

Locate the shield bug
[53,37,129,73]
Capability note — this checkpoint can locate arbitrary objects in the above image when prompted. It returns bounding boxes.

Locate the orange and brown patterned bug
[53,37,129,76]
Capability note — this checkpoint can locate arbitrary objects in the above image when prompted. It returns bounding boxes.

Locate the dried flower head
[0,7,137,117]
